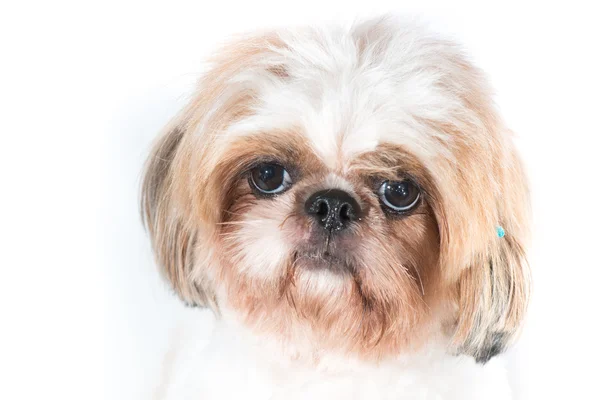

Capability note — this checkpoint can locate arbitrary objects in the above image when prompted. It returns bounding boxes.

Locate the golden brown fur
[141,20,530,364]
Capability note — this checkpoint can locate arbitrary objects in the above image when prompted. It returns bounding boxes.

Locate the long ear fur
[452,138,531,363]
[140,123,213,307]
[347,16,531,361]
[140,33,286,308]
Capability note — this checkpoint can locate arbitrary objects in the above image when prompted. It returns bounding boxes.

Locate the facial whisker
[217,220,270,226]
[223,209,256,217]
[412,265,425,297]
[279,211,299,229]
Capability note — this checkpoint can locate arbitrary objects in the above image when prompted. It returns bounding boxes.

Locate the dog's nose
[304,189,361,232]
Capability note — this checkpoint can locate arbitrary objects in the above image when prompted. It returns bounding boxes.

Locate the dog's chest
[158,321,512,400]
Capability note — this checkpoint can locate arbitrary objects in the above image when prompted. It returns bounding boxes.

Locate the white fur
[229,195,294,280]
[159,311,512,400]
[226,19,464,170]
[154,18,518,399]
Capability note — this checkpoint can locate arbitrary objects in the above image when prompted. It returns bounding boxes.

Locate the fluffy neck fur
[157,309,513,400]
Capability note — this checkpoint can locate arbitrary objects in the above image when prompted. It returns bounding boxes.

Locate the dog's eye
[378,180,420,212]
[250,163,292,194]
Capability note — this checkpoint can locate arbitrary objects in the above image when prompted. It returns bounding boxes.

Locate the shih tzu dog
[141,16,530,399]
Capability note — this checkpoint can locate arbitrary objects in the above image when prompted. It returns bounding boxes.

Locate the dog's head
[141,17,530,363]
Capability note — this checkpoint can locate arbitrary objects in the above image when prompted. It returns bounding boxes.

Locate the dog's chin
[293,248,355,275]
[296,255,352,276]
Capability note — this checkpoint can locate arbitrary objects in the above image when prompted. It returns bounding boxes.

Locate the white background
[1,1,599,399]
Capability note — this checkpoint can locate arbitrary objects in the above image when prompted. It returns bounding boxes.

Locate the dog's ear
[454,231,530,363]
[141,33,287,308]
[141,123,214,307]
[411,48,533,362]
[449,145,531,363]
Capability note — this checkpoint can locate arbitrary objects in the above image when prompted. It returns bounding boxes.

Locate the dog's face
[142,18,530,363]
[215,134,442,358]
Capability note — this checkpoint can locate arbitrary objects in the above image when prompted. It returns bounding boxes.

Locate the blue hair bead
[496,226,505,238]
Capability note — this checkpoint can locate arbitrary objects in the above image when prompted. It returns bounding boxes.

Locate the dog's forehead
[222,24,467,171]
[226,73,454,171]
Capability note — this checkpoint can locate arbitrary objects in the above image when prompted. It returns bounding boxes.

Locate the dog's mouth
[293,247,354,274]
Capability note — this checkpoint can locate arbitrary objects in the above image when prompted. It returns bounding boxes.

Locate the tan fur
[217,143,442,359]
[141,22,530,364]
[141,34,289,307]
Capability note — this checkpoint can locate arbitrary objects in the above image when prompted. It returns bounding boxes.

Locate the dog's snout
[305,189,361,232]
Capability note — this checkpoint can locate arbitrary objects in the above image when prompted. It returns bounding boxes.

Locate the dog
[141,16,530,399]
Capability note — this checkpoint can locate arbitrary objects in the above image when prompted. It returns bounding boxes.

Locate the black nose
[305,189,361,232]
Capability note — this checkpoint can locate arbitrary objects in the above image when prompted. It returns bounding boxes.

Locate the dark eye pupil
[384,181,419,209]
[251,164,284,192]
